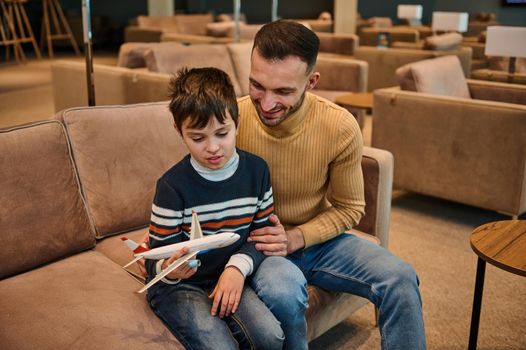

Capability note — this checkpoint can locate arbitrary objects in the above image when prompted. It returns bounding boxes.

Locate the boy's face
[179,112,237,170]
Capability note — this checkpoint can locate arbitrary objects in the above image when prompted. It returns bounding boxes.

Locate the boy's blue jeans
[147,282,284,350]
[250,233,427,350]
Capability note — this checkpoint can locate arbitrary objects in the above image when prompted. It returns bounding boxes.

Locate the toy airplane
[122,210,240,293]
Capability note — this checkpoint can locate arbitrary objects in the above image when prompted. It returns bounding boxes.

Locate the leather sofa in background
[322,44,472,92]
[51,42,369,125]
[0,101,394,348]
[372,55,526,217]
[124,13,215,43]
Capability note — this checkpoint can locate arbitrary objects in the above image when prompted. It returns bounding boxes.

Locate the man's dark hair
[253,20,320,73]
[168,67,238,132]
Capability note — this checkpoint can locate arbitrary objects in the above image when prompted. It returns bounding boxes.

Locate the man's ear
[307,72,320,90]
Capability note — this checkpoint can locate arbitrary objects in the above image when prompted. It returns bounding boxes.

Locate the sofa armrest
[316,54,368,92]
[354,146,393,248]
[317,32,358,56]
[124,26,163,43]
[467,79,526,105]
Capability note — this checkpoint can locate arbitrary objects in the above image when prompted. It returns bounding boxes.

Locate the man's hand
[209,267,244,318]
[136,231,150,277]
[248,214,305,255]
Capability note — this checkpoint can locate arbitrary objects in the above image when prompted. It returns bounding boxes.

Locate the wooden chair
[40,0,80,58]
[0,0,25,63]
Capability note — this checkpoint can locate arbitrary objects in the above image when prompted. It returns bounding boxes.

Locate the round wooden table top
[335,92,373,110]
[470,220,526,277]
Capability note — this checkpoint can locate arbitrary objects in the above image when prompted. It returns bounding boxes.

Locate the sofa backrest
[354,46,472,91]
[226,42,253,96]
[315,55,368,92]
[137,15,179,31]
[137,14,213,35]
[51,60,172,112]
[59,102,188,239]
[396,55,471,98]
[173,13,214,36]
[0,121,95,279]
[144,44,243,97]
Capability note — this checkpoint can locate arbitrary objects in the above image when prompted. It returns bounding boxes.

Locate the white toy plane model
[122,211,240,293]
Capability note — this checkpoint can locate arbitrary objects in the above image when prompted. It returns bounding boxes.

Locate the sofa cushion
[206,21,236,37]
[423,32,462,51]
[117,42,182,69]
[62,102,188,239]
[396,55,471,98]
[0,251,183,349]
[0,121,95,279]
[144,44,243,97]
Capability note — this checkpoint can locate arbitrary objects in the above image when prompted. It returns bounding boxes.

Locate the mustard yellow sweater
[237,92,365,248]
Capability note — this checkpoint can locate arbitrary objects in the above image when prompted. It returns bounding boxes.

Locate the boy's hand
[209,267,244,318]
[162,247,198,280]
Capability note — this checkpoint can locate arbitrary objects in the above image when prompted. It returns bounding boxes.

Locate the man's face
[248,49,319,127]
[179,112,237,170]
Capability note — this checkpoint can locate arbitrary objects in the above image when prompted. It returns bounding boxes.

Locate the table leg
[468,257,486,350]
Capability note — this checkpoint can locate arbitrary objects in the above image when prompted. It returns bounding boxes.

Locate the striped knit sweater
[237,92,365,248]
[146,149,274,283]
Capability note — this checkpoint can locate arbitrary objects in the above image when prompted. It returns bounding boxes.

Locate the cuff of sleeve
[225,253,253,278]
[298,223,321,248]
[156,259,181,285]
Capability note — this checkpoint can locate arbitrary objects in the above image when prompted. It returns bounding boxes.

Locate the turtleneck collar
[256,92,314,138]
[190,150,239,182]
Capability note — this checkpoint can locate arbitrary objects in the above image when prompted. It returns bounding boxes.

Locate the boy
[145,67,284,350]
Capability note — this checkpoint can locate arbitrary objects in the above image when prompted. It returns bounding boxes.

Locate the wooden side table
[335,92,374,114]
[335,92,373,130]
[468,220,526,350]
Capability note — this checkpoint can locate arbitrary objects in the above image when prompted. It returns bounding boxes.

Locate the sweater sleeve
[298,117,366,247]
[236,162,274,273]
[145,178,186,280]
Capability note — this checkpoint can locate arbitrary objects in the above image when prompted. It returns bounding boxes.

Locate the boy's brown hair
[168,67,238,132]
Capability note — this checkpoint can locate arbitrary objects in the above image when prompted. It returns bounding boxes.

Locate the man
[238,20,426,350]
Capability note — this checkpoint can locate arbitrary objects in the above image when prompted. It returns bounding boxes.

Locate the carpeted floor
[1,55,525,350]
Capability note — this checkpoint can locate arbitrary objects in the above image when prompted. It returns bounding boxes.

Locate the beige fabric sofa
[0,101,394,347]
[471,57,526,85]
[52,42,368,121]
[124,14,215,42]
[372,55,526,217]
[322,45,472,92]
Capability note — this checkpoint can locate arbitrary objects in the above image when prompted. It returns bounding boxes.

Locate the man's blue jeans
[147,281,284,350]
[251,233,427,350]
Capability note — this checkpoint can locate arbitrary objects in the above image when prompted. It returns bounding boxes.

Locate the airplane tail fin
[121,237,150,254]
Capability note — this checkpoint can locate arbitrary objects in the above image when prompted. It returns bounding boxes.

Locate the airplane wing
[123,256,142,269]
[138,251,199,294]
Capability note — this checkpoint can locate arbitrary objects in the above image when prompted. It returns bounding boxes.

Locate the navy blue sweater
[145,149,274,284]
